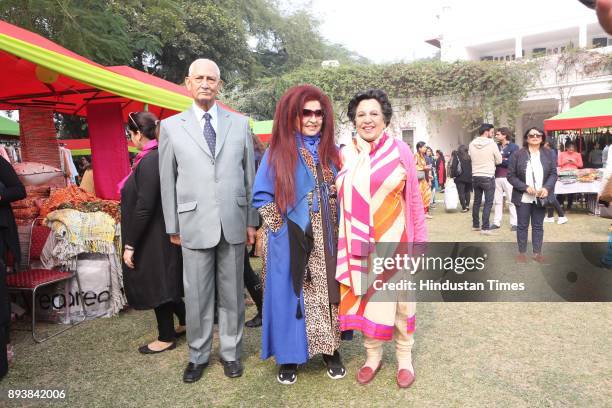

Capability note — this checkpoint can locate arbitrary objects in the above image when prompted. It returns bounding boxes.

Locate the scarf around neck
[335,132,392,293]
[298,132,321,165]
[117,139,158,195]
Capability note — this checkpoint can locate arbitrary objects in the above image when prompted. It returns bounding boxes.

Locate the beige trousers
[363,302,414,364]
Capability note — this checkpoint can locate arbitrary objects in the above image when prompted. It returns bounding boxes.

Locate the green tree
[0,0,131,65]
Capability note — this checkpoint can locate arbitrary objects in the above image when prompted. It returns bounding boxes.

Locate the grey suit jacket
[159,104,258,249]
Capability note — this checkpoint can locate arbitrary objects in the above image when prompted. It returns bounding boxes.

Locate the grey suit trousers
[182,230,245,364]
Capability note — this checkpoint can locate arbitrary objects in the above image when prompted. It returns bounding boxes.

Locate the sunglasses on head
[302,109,324,119]
[128,112,139,130]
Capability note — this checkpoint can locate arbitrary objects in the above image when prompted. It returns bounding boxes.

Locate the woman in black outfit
[120,112,185,354]
[244,132,265,328]
[507,127,557,264]
[0,157,25,379]
[451,145,473,212]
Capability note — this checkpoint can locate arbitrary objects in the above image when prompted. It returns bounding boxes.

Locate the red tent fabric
[0,20,241,119]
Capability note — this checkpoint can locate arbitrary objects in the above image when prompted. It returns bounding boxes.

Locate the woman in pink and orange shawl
[335,89,427,388]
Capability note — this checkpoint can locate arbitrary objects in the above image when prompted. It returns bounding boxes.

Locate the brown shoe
[533,254,549,265]
[396,369,415,388]
[357,361,382,385]
[515,253,528,264]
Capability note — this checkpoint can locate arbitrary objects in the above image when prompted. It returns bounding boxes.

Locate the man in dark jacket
[492,128,519,231]
[0,157,26,379]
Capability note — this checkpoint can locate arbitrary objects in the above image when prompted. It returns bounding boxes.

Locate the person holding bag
[451,145,473,213]
[507,127,557,264]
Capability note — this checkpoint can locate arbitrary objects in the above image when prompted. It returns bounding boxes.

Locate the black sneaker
[277,364,298,385]
[245,313,262,328]
[489,224,500,230]
[322,351,346,380]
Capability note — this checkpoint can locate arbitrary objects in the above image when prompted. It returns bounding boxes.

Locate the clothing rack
[549,127,611,158]
[0,141,21,163]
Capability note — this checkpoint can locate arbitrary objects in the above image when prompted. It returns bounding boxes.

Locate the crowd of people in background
[422,123,612,265]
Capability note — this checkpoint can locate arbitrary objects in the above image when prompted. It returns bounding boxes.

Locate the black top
[0,157,26,265]
[450,154,473,183]
[507,148,557,207]
[120,149,183,310]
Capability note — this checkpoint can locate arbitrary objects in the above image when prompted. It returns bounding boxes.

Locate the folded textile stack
[557,169,578,184]
[57,200,120,223]
[45,209,116,255]
[39,185,120,222]
[12,186,51,225]
[576,168,601,183]
[43,208,126,315]
[38,185,96,218]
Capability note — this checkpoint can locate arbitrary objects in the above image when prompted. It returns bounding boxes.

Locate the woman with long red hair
[253,84,346,385]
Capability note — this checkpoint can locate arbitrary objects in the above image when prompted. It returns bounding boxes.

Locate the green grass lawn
[2,199,611,407]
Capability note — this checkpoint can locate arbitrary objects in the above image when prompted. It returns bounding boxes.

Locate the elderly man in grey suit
[159,58,258,383]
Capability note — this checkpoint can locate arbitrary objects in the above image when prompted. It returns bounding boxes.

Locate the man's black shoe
[183,362,208,383]
[222,360,243,378]
[245,314,262,328]
[489,224,500,230]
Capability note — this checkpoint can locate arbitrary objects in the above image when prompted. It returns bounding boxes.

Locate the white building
[352,2,612,154]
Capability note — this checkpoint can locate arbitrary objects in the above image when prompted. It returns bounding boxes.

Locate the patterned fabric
[415,153,432,210]
[45,209,116,254]
[336,134,416,340]
[259,202,283,233]
[299,147,341,357]
[203,112,216,154]
[336,133,392,294]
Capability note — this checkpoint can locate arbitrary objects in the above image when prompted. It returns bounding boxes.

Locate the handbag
[535,195,554,208]
[456,159,463,176]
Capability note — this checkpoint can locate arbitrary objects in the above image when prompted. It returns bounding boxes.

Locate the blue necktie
[203,112,216,155]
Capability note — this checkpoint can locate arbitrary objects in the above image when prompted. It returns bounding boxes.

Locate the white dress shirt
[521,149,544,204]
[192,101,218,134]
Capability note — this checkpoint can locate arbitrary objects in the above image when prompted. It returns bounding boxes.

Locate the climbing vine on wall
[224,58,539,131]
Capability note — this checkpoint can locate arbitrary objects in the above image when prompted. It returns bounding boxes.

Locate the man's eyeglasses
[302,109,324,119]
[527,132,543,138]
[189,75,219,85]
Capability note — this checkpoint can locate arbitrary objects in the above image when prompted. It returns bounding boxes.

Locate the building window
[402,129,414,147]
[532,47,547,57]
[592,37,608,48]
